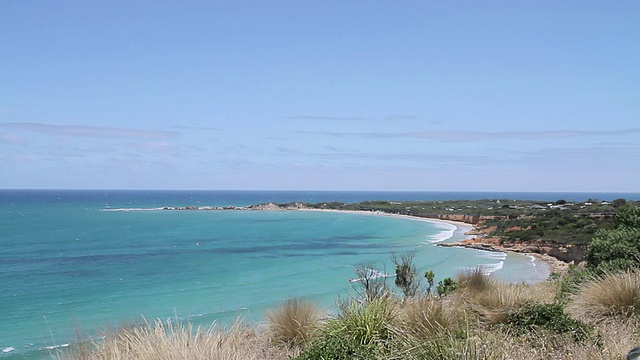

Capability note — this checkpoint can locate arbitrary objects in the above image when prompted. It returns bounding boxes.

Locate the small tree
[612,198,627,208]
[436,277,458,296]
[352,263,389,301]
[424,270,435,295]
[392,253,419,299]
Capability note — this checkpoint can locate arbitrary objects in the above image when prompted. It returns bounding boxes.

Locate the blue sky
[1,1,639,191]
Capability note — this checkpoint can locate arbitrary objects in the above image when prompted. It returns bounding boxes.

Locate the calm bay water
[1,190,638,359]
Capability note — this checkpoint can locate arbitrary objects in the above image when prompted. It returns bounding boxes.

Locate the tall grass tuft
[329,296,398,345]
[457,267,497,294]
[569,269,640,321]
[265,298,323,349]
[461,281,553,326]
[294,296,398,359]
[396,296,462,340]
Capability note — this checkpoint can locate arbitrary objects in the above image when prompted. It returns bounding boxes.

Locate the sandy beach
[299,207,474,231]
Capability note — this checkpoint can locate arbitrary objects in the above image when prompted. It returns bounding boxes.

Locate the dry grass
[395,296,463,340]
[265,298,323,348]
[457,267,498,293]
[462,321,637,360]
[389,317,640,360]
[60,319,290,360]
[459,278,556,326]
[569,269,640,322]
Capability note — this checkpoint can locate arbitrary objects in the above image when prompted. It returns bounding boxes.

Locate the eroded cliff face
[547,243,587,263]
[421,214,499,225]
[501,241,587,264]
[427,214,588,264]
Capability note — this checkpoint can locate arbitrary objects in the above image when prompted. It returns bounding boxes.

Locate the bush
[587,227,640,272]
[586,205,640,272]
[556,265,594,302]
[437,278,458,296]
[504,302,593,342]
[616,205,640,229]
[293,333,382,360]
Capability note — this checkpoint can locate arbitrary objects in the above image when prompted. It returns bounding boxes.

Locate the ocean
[1,190,638,359]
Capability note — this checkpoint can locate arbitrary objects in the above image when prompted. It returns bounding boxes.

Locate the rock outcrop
[503,241,587,264]
[443,237,587,265]
[417,214,501,225]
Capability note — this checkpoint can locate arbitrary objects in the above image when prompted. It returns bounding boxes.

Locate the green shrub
[393,253,419,298]
[586,205,640,272]
[437,277,458,296]
[293,334,382,360]
[424,270,435,295]
[556,265,594,302]
[504,302,593,342]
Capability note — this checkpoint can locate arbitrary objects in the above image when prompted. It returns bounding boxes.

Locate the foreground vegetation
[59,269,640,360]
[58,205,640,359]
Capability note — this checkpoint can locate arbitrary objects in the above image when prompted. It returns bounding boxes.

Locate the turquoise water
[2,190,637,359]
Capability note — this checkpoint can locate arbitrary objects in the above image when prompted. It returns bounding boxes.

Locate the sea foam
[42,343,70,350]
[462,261,504,275]
[481,261,505,274]
[425,222,457,243]
[100,207,165,212]
[479,252,508,260]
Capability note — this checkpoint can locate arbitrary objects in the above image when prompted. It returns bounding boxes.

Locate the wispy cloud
[285,115,371,121]
[0,122,180,139]
[311,152,489,167]
[296,128,640,142]
[382,115,419,121]
[130,141,177,153]
[284,115,426,122]
[517,143,640,162]
[171,125,221,132]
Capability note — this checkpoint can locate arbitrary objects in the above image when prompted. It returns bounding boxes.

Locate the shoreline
[103,204,560,280]
[298,207,474,233]
[298,208,556,280]
[444,238,570,275]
